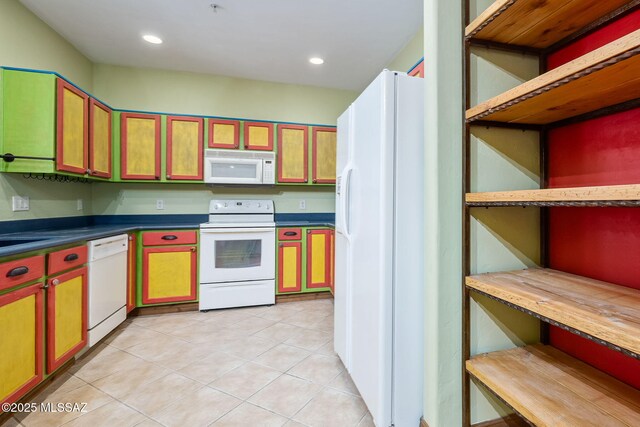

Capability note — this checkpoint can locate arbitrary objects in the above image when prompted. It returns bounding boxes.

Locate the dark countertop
[0,213,335,258]
[0,223,201,258]
[276,221,335,228]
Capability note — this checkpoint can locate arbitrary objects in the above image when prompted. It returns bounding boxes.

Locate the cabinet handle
[6,266,29,277]
[64,253,79,262]
[161,235,178,241]
[279,243,283,247]
[86,169,92,175]
[283,231,298,236]
[190,247,196,252]
[313,179,317,183]
[167,175,171,179]
[129,235,133,241]
[52,279,60,286]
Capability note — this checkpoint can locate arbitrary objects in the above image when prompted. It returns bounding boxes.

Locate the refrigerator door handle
[342,165,353,238]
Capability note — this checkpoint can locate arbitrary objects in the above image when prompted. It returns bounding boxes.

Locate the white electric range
[199,200,276,310]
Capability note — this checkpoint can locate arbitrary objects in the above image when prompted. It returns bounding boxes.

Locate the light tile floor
[4,299,373,427]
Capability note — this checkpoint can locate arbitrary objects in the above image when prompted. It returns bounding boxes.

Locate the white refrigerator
[334,70,424,427]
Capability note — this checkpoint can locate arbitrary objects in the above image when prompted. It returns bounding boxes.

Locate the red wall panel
[547,10,640,69]
[547,12,640,389]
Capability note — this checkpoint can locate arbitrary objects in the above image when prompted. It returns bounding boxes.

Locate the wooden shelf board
[466,268,640,357]
[467,345,640,427]
[466,184,640,206]
[466,30,640,124]
[466,0,631,49]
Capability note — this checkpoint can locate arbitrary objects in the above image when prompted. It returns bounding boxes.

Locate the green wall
[466,0,542,423]
[0,0,93,222]
[387,26,424,73]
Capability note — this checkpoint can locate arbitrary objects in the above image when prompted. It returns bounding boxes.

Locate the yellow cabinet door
[142,246,197,305]
[306,229,332,289]
[89,98,112,178]
[244,122,274,151]
[278,124,308,183]
[278,241,302,293]
[46,267,88,373]
[312,127,336,184]
[167,116,203,180]
[0,284,44,405]
[121,113,161,180]
[56,78,88,175]
[208,118,240,149]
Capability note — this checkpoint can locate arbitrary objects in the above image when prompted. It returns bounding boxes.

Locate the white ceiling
[19,0,423,91]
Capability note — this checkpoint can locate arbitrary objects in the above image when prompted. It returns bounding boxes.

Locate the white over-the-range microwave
[204,149,275,185]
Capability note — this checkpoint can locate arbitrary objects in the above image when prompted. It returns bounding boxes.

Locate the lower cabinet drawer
[142,231,198,246]
[0,255,45,292]
[48,245,88,275]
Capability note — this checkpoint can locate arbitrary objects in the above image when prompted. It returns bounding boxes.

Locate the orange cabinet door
[278,124,308,183]
[89,98,112,178]
[278,241,302,293]
[142,246,198,305]
[127,234,137,313]
[409,60,424,78]
[46,267,88,373]
[312,127,336,184]
[244,121,274,151]
[0,283,44,406]
[120,112,161,180]
[166,115,203,180]
[56,78,89,174]
[306,229,332,289]
[208,118,240,149]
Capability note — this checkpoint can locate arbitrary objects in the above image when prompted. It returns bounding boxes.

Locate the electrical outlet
[12,195,30,212]
[76,199,83,211]
[156,199,165,210]
[299,200,306,210]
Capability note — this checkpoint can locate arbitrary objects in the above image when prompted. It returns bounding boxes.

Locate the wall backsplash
[90,183,335,216]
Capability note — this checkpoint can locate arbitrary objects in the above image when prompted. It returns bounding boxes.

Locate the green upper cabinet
[0,69,111,179]
[0,69,56,174]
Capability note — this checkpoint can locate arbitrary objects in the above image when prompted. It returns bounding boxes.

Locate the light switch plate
[12,195,30,211]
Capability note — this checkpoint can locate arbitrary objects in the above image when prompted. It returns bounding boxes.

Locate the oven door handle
[200,228,274,234]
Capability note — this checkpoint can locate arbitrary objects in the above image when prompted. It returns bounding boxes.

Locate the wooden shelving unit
[463,1,640,426]
[466,0,633,49]
[466,30,640,124]
[467,345,640,427]
[467,268,640,358]
[466,184,640,207]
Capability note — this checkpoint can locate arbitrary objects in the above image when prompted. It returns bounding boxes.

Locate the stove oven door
[199,227,275,284]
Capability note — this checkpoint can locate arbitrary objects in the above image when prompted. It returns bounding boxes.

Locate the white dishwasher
[87,234,128,347]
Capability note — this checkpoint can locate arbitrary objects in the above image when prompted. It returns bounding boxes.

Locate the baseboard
[130,302,199,316]
[472,414,528,427]
[276,291,333,303]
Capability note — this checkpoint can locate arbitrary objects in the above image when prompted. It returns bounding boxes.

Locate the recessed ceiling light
[309,57,324,65]
[143,34,163,44]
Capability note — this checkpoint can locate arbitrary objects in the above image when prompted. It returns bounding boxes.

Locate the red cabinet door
[408,60,424,78]
[56,78,89,174]
[142,246,198,305]
[306,229,332,289]
[88,98,112,178]
[166,115,204,180]
[0,283,44,406]
[120,112,161,180]
[278,241,302,293]
[46,267,88,373]
[311,127,336,184]
[244,121,274,151]
[127,234,137,313]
